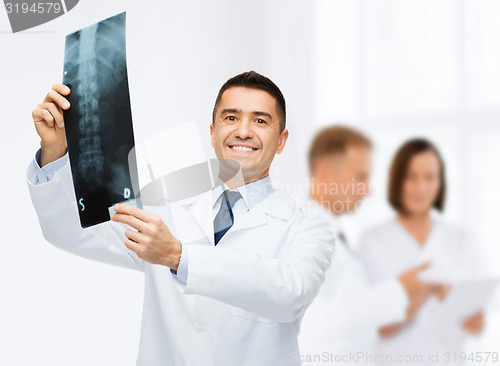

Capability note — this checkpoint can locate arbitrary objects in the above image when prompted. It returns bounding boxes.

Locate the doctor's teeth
[231,146,254,151]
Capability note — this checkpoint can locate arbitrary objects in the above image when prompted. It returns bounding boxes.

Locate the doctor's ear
[275,129,289,155]
[210,122,216,148]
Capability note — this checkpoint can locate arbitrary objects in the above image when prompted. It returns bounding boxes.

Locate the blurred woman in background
[357,138,484,364]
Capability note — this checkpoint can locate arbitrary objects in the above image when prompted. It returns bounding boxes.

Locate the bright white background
[0,0,499,365]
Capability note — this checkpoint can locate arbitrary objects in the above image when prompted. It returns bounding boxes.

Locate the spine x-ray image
[62,12,141,228]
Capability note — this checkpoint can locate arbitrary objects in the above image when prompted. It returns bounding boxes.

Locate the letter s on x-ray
[79,198,85,212]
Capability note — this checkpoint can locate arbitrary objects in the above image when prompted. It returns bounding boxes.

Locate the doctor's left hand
[111,204,182,271]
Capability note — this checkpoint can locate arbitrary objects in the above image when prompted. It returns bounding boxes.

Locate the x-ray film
[62,12,141,228]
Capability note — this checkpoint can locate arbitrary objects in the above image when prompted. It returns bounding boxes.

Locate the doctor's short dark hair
[212,71,286,132]
[388,138,446,213]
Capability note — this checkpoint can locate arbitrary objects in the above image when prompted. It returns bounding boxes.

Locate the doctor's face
[401,150,441,216]
[210,87,288,184]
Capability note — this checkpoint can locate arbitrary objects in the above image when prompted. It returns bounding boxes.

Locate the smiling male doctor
[27,71,335,366]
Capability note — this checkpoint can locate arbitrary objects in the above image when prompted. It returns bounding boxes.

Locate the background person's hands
[431,283,452,302]
[399,262,432,304]
[379,263,439,338]
[462,310,485,335]
[32,84,71,167]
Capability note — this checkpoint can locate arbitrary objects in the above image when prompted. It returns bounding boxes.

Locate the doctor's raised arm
[27,83,147,271]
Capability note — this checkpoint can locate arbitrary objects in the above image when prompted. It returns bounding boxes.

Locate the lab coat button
[185,285,195,294]
[194,322,206,332]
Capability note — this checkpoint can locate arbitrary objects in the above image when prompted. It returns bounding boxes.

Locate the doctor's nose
[234,120,254,140]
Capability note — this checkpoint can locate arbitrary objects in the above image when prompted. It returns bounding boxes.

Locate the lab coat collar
[187,187,295,244]
[230,190,296,232]
[189,190,214,244]
[260,190,296,220]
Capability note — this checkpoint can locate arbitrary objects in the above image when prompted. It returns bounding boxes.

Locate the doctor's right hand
[32,84,71,167]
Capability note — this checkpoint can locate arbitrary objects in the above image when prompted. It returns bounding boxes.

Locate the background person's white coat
[358,216,489,364]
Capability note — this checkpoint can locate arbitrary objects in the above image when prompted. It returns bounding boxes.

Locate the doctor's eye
[225,116,237,121]
[256,118,267,124]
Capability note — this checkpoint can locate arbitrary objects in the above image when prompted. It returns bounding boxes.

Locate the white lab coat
[26,161,335,366]
[298,199,408,365]
[357,217,479,365]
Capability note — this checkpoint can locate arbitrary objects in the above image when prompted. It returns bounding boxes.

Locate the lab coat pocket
[227,305,276,324]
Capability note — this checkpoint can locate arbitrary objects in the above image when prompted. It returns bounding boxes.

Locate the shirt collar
[212,175,274,210]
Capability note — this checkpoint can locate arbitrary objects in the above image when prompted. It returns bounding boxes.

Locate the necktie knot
[223,190,242,209]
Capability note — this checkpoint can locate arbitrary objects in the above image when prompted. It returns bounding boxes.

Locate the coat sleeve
[181,213,335,323]
[26,157,145,272]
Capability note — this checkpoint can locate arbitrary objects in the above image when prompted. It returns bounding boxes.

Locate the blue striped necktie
[214,190,242,245]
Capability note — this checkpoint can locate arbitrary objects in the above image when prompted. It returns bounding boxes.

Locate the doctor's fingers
[33,103,64,127]
[124,239,143,256]
[112,212,149,232]
[43,86,71,109]
[51,83,71,95]
[113,203,160,224]
[125,229,149,244]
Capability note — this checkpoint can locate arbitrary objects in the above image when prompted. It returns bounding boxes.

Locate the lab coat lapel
[189,190,214,245]
[230,205,268,233]
[230,191,294,233]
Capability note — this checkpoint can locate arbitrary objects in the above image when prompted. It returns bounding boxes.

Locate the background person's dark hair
[308,125,372,175]
[212,71,286,132]
[388,138,446,213]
